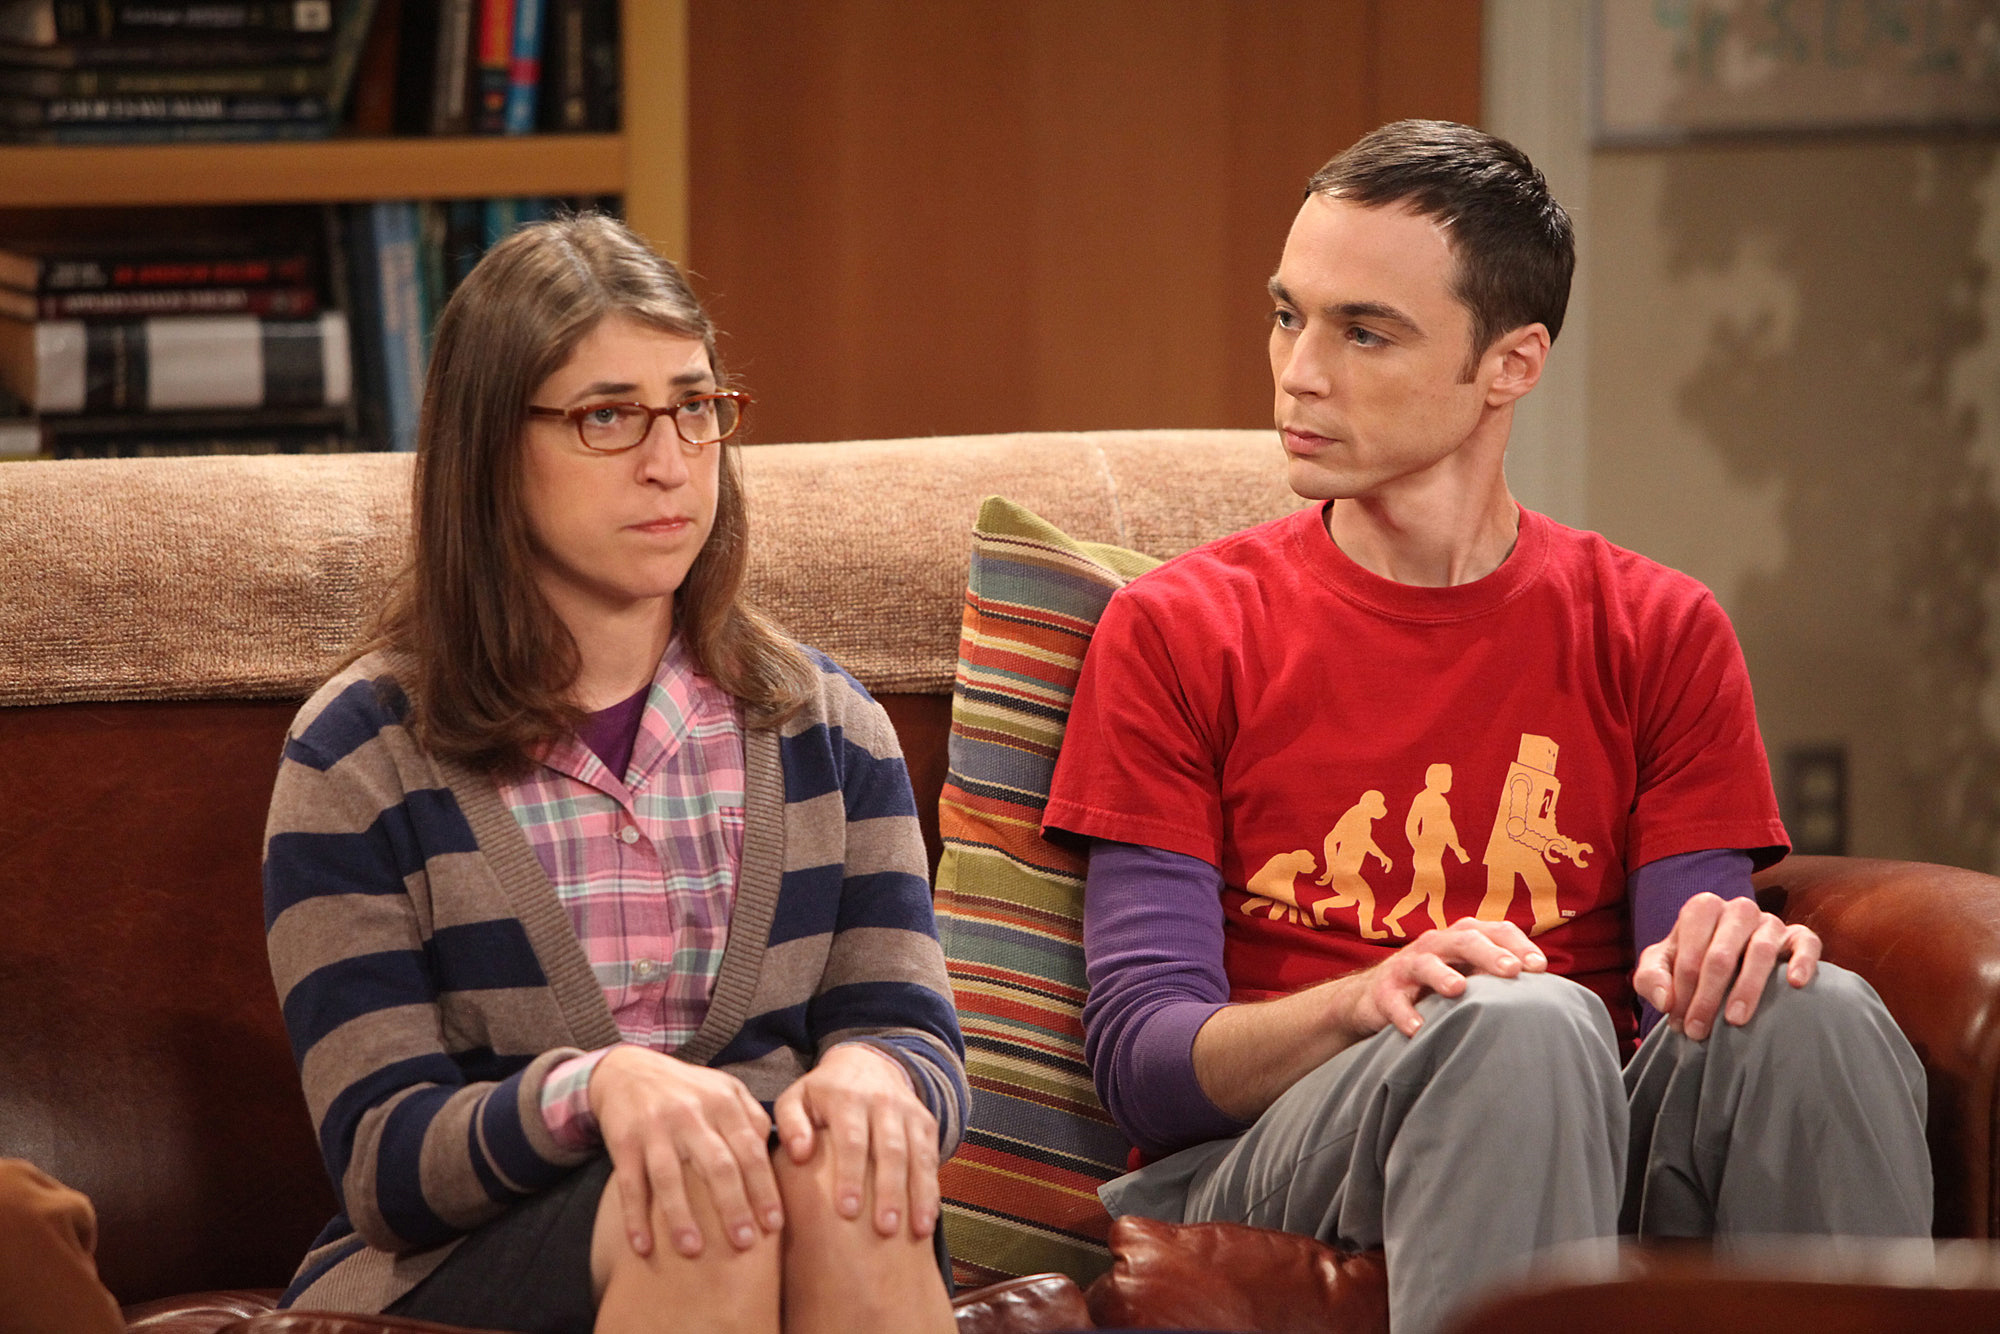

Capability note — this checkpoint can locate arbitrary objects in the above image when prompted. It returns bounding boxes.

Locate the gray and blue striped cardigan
[262,647,967,1312]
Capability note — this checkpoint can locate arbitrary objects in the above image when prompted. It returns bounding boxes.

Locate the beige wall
[1586,141,2000,870]
[1487,1,2000,872]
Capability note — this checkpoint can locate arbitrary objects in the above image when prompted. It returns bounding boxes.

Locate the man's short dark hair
[1307,120,1574,369]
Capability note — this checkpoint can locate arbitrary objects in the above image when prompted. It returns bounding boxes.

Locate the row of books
[354,0,617,138]
[0,195,614,459]
[0,0,616,142]
[0,0,369,141]
[342,195,610,452]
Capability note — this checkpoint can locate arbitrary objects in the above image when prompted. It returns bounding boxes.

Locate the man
[1044,120,1931,1334]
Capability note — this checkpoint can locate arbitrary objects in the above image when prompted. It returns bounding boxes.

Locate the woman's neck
[554,595,675,712]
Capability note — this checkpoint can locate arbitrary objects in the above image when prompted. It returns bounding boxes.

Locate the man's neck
[1325,468,1522,588]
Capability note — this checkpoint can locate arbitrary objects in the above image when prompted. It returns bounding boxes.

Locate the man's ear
[1484,323,1551,406]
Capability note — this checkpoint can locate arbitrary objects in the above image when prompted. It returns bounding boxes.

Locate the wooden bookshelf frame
[0,0,688,258]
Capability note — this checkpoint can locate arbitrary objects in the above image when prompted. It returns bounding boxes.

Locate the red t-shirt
[1045,504,1788,1042]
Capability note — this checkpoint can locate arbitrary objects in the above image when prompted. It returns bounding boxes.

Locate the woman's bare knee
[591,1161,781,1334]
[773,1142,951,1334]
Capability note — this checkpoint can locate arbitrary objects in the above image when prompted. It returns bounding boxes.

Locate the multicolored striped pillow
[935,496,1160,1290]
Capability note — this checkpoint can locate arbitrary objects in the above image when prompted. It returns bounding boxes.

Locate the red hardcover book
[472,0,511,133]
[2,284,321,319]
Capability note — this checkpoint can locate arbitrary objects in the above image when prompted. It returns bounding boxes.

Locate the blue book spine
[371,201,424,453]
[482,196,523,248]
[502,0,545,134]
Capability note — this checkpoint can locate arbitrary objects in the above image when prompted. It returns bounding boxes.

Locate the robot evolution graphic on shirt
[1239,734,1595,939]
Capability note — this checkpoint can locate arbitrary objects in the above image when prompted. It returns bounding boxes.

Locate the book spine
[116,254,313,289]
[0,417,40,458]
[0,32,334,64]
[50,2,101,39]
[543,0,584,131]
[384,0,435,133]
[370,201,422,451]
[414,199,444,357]
[323,0,380,123]
[581,0,614,131]
[91,3,336,33]
[40,401,349,437]
[47,429,346,457]
[0,117,330,142]
[5,248,313,294]
[428,0,473,133]
[22,92,327,122]
[0,63,330,97]
[501,0,541,133]
[472,0,510,133]
[339,204,386,448]
[442,197,484,287]
[38,285,319,317]
[318,202,362,442]
[344,0,398,133]
[30,311,350,413]
[480,195,520,248]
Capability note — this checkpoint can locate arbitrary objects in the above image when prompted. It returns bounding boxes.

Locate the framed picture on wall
[1595,0,2000,143]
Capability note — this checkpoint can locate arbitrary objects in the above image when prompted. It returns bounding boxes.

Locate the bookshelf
[0,0,689,260]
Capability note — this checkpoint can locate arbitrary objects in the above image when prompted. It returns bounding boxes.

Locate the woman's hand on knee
[773,1043,940,1241]
[588,1045,781,1261]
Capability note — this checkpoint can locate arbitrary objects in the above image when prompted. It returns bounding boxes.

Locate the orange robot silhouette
[1479,734,1592,935]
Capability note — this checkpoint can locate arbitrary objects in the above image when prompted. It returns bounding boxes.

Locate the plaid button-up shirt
[498,636,746,1147]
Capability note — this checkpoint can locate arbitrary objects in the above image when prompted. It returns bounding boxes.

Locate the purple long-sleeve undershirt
[1082,840,1755,1156]
[1628,846,1756,1034]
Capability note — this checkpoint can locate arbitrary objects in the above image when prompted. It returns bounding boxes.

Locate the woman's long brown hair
[360,213,815,773]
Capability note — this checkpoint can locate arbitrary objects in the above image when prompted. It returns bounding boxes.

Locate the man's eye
[1349,326,1384,347]
[1271,308,1300,330]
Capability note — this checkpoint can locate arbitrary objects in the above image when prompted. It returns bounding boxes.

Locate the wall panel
[690,0,1482,443]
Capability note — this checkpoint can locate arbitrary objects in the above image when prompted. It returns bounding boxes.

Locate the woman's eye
[583,406,624,428]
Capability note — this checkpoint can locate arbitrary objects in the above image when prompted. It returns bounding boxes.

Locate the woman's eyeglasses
[527,391,752,454]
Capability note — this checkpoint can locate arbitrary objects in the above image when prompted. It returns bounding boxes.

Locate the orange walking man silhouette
[1385,763,1470,937]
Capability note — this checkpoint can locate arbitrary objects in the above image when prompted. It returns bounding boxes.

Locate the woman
[262,214,966,1334]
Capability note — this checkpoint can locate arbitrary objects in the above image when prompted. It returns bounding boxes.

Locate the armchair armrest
[1753,854,2000,1238]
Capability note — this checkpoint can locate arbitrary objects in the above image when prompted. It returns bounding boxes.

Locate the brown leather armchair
[3,443,1996,1332]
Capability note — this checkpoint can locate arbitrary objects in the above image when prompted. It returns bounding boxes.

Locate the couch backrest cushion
[0,431,1298,704]
[0,699,338,1302]
[934,497,1160,1289]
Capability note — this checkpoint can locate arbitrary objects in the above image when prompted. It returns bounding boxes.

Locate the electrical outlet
[1784,744,1847,856]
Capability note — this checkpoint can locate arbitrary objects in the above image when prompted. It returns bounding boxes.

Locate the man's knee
[1727,961,1923,1093]
[1270,971,1621,1140]
[1746,958,1877,1027]
[1419,970,1622,1063]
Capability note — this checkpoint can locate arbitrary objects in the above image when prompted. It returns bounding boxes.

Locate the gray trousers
[1099,965,1931,1334]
